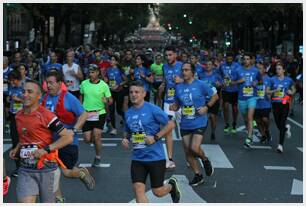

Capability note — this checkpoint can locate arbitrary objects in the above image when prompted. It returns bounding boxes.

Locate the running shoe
[166,160,176,169]
[244,137,253,148]
[56,197,66,203]
[202,159,214,176]
[224,126,231,133]
[285,124,291,138]
[276,144,283,153]
[230,127,237,134]
[79,167,95,191]
[3,176,10,196]
[168,177,181,203]
[109,129,117,135]
[189,173,204,186]
[92,157,101,167]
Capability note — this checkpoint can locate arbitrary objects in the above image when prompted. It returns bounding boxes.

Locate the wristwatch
[44,145,51,153]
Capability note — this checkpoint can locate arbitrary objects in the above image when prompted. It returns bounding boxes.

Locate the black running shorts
[131,160,166,188]
[82,114,106,132]
[59,145,78,169]
[221,91,238,105]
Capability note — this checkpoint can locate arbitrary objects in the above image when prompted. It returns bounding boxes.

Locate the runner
[80,64,112,166]
[254,61,272,143]
[7,69,24,177]
[105,55,127,135]
[43,51,63,78]
[62,49,84,99]
[122,81,180,203]
[232,52,261,148]
[9,80,73,203]
[201,59,222,141]
[219,52,240,134]
[159,45,183,169]
[267,62,295,153]
[133,54,154,101]
[169,62,217,186]
[42,70,95,202]
[190,54,205,80]
[150,53,164,107]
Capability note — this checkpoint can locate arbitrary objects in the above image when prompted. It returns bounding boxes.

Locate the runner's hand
[33,149,47,159]
[144,136,155,145]
[122,138,130,149]
[9,147,19,160]
[197,106,208,115]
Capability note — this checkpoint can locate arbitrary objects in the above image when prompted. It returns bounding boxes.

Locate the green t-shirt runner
[80,79,111,115]
[150,63,164,82]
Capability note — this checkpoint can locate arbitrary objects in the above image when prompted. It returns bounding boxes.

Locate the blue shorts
[238,97,257,114]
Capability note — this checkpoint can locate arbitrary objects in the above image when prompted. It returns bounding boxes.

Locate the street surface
[3,103,303,203]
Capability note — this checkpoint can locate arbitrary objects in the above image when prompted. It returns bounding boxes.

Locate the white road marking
[129,175,206,203]
[249,145,272,149]
[3,144,12,153]
[287,117,303,129]
[78,163,111,168]
[200,144,234,168]
[264,166,296,171]
[291,179,303,195]
[297,147,303,152]
[90,143,117,147]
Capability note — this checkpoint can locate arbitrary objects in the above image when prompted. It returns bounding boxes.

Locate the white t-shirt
[62,63,80,91]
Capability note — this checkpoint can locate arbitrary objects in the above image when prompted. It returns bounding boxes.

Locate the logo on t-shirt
[22,128,27,135]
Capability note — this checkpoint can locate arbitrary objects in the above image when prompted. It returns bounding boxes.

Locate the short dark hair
[129,80,145,89]
[226,51,234,57]
[182,62,196,75]
[46,69,64,82]
[25,80,43,94]
[136,54,146,62]
[8,69,22,81]
[110,54,119,62]
[243,52,253,59]
[165,45,176,53]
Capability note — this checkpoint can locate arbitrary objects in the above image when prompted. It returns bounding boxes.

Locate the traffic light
[183,14,187,18]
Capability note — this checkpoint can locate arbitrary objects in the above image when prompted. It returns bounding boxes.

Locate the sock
[95,156,101,159]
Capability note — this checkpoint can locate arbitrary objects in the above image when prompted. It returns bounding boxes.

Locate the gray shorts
[16,168,60,203]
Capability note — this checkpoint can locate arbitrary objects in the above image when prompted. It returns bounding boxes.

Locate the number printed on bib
[87,111,99,121]
[275,90,284,98]
[257,89,265,99]
[243,86,253,97]
[131,132,146,149]
[182,105,196,119]
[167,88,175,97]
[20,144,38,159]
[13,103,23,111]
[109,80,116,87]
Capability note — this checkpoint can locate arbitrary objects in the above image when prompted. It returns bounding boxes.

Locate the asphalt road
[3,102,303,203]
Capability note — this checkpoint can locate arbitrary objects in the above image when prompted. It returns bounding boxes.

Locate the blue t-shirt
[236,66,261,100]
[163,61,183,103]
[3,67,13,95]
[124,102,169,161]
[218,62,240,92]
[134,66,151,92]
[256,75,271,109]
[8,86,24,114]
[44,63,63,76]
[43,92,85,145]
[106,67,125,88]
[175,79,214,130]
[270,76,294,103]
[195,63,205,80]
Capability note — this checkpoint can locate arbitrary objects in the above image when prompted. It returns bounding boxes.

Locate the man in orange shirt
[9,80,73,203]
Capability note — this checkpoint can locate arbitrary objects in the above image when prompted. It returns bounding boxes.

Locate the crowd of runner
[3,44,303,203]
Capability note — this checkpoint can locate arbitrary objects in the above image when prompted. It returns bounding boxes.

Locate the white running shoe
[166,160,176,169]
[276,144,283,153]
[102,124,109,133]
[285,124,291,138]
[110,129,117,135]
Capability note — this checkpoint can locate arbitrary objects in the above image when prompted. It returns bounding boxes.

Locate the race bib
[257,89,265,99]
[275,90,284,98]
[182,105,196,119]
[13,103,23,112]
[243,86,253,97]
[155,75,163,82]
[224,78,231,86]
[109,79,116,87]
[167,88,175,97]
[87,111,99,121]
[20,144,38,168]
[131,132,146,149]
